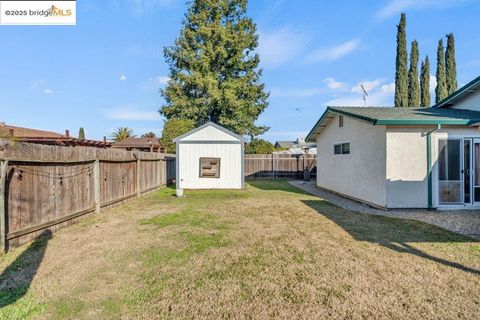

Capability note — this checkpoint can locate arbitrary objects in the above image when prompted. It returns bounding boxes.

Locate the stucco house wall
[316,114,387,207]
[386,126,428,208]
[447,89,480,112]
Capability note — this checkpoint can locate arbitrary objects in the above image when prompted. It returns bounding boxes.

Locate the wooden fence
[244,154,316,179]
[0,142,173,250]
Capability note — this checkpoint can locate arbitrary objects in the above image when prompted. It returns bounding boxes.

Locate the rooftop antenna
[360,83,368,107]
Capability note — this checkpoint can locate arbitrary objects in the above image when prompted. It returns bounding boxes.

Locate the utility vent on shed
[200,157,220,178]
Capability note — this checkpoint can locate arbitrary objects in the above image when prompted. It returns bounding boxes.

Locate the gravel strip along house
[306,75,480,210]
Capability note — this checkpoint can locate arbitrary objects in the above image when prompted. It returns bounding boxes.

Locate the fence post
[159,157,163,187]
[272,153,275,179]
[94,159,101,214]
[0,160,8,252]
[136,157,141,197]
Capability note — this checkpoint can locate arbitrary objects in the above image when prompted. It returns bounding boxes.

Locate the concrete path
[289,180,480,240]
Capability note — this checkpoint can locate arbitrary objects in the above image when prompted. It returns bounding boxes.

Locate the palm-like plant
[111,127,135,142]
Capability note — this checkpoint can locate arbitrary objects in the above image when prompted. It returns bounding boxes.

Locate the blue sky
[1,0,479,142]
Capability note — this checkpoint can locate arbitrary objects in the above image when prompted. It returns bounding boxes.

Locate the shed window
[334,143,350,155]
[339,115,344,127]
[199,157,220,178]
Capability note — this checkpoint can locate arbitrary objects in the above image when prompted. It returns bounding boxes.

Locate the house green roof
[306,106,480,142]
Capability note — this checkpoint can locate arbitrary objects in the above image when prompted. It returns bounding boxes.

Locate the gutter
[426,124,441,208]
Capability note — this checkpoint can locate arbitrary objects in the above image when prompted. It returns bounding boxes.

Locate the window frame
[333,142,351,156]
[339,115,344,128]
[199,157,221,179]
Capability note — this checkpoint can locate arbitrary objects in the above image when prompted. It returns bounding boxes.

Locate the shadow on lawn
[303,200,480,276]
[0,229,51,308]
[247,179,309,195]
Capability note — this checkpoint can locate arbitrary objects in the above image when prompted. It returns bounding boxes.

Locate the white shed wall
[316,114,387,207]
[178,142,243,189]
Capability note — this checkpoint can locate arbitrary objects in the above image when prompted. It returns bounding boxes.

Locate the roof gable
[434,75,480,108]
[173,122,245,143]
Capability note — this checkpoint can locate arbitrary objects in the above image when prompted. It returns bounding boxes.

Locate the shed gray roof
[172,121,245,143]
[306,106,480,142]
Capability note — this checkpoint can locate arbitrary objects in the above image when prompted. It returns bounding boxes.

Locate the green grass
[0,180,479,319]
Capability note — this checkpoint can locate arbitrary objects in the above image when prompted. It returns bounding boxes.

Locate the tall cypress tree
[435,39,448,103]
[420,56,430,107]
[394,13,408,108]
[160,0,269,136]
[78,127,85,140]
[445,33,457,95]
[408,40,420,107]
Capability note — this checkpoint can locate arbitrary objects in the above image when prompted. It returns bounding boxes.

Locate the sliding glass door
[438,139,462,204]
[474,139,480,204]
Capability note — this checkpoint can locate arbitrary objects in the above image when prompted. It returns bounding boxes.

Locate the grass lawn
[0,180,479,319]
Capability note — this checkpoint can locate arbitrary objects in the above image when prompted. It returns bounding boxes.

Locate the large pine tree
[394,13,408,108]
[445,33,457,95]
[160,0,269,136]
[435,39,448,103]
[420,56,430,107]
[408,40,420,108]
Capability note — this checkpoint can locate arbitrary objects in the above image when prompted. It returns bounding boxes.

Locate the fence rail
[0,142,175,250]
[244,154,316,179]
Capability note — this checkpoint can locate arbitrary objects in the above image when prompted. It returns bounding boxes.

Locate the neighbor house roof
[275,140,316,149]
[306,106,480,142]
[0,122,111,148]
[275,141,297,148]
[0,123,65,139]
[434,75,480,108]
[112,137,161,149]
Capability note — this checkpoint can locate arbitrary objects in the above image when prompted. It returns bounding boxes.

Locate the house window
[334,142,350,155]
[199,157,220,178]
[339,115,344,127]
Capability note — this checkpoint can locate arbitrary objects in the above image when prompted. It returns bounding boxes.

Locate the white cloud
[31,78,45,88]
[120,75,127,81]
[307,39,360,63]
[380,82,395,93]
[351,79,382,93]
[323,77,348,90]
[258,26,307,68]
[429,74,437,92]
[44,88,55,95]
[104,106,161,121]
[155,76,170,85]
[376,0,469,20]
[326,78,394,106]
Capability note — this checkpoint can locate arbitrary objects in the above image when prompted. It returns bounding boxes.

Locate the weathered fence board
[0,142,172,250]
[244,154,316,179]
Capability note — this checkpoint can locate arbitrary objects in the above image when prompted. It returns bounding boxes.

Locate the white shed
[173,122,245,190]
